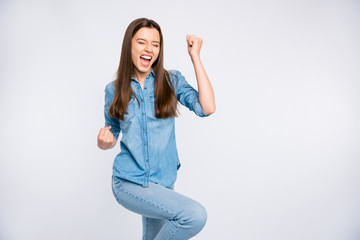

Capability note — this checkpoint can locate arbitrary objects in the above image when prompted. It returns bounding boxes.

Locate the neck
[133,69,151,83]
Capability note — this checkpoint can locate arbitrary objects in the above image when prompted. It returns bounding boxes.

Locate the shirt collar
[149,68,155,78]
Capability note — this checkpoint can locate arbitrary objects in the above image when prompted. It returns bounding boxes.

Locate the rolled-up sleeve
[104,83,121,140]
[170,70,210,118]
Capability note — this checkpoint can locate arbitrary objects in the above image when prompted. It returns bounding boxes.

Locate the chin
[139,65,152,72]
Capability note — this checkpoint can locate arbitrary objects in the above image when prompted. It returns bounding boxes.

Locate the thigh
[141,183,174,240]
[111,176,197,221]
[142,216,167,240]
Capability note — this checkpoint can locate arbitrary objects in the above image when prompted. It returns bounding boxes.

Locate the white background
[1,0,359,239]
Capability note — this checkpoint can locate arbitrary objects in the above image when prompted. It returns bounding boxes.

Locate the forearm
[191,55,216,115]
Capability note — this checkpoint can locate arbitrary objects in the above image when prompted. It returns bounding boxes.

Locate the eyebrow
[137,38,160,44]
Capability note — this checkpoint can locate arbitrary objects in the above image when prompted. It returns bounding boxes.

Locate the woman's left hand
[186,34,203,59]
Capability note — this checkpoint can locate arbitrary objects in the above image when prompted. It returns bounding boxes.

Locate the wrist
[190,54,201,62]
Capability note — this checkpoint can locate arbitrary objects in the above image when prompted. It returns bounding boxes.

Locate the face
[131,27,160,79]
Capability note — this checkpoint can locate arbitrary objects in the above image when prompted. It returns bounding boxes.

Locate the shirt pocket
[123,96,138,122]
[149,95,155,103]
[149,95,156,115]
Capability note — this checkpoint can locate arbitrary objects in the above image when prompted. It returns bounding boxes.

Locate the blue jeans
[111,175,207,240]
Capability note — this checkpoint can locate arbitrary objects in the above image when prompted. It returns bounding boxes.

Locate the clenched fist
[97,126,117,150]
[186,34,203,58]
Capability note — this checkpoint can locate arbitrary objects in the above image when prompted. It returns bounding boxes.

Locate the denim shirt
[104,69,210,188]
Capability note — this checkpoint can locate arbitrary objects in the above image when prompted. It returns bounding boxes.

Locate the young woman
[97,18,215,240]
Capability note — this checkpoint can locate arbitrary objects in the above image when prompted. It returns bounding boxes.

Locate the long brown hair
[109,18,178,121]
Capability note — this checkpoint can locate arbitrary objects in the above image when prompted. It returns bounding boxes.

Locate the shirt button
[141,99,144,102]
[144,143,147,146]
[146,159,149,162]
[142,112,145,115]
[144,87,147,90]
[137,86,140,89]
[146,174,148,177]
[143,128,146,131]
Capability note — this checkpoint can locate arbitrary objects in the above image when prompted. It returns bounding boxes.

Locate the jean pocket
[111,176,124,202]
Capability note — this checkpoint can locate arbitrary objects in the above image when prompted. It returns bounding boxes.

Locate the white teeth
[140,55,152,60]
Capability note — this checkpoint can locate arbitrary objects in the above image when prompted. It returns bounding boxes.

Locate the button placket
[140,81,151,182]
[131,74,153,186]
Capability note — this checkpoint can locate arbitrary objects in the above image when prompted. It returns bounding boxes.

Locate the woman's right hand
[97,126,117,150]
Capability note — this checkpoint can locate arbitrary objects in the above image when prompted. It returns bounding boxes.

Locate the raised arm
[186,34,216,115]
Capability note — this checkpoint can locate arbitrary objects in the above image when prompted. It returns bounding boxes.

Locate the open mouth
[140,55,152,67]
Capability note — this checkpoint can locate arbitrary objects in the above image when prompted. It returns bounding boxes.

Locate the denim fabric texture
[104,69,210,188]
[111,175,207,240]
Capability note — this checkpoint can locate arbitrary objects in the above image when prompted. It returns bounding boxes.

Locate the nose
[145,43,153,53]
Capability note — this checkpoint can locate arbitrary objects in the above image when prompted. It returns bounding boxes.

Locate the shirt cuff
[192,99,211,117]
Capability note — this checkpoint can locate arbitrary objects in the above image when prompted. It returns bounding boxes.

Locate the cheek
[131,49,139,63]
[153,50,160,61]
[132,45,140,56]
